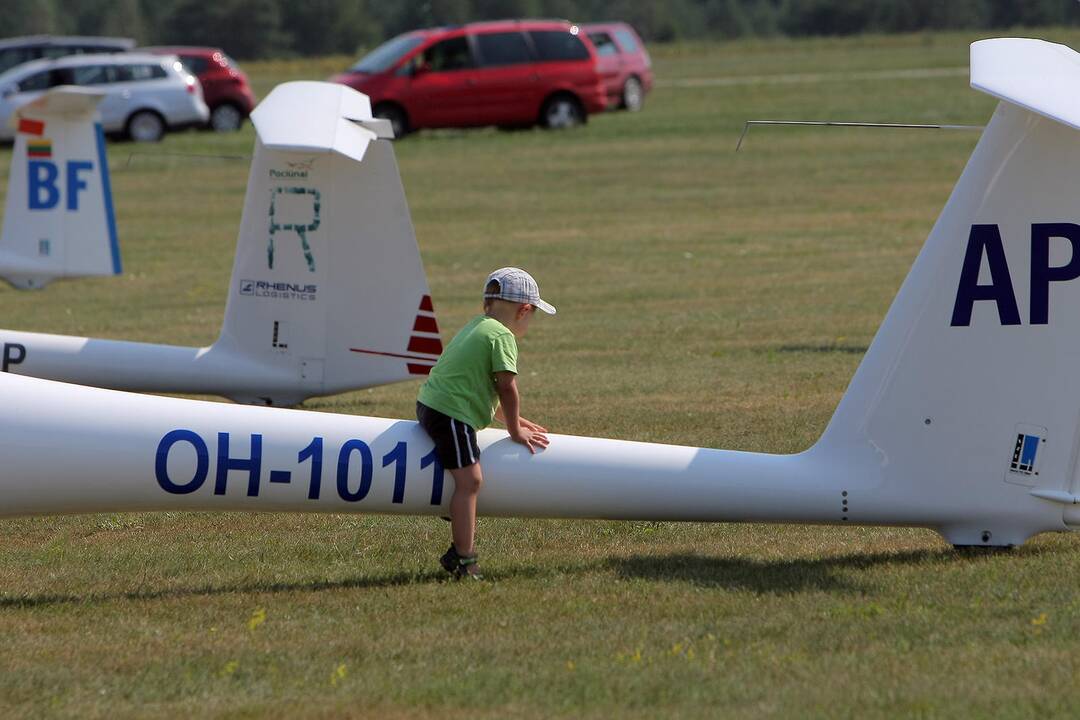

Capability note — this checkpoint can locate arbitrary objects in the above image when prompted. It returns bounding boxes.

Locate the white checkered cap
[483,267,556,315]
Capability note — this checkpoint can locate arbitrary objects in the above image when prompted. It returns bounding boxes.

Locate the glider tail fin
[0,87,120,289]
[816,39,1080,544]
[212,82,440,404]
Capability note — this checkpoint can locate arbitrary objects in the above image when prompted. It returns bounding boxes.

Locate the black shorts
[416,402,481,470]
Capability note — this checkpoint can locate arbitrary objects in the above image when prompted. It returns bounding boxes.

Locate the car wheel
[210,104,244,132]
[622,77,644,112]
[373,103,408,139]
[126,111,165,142]
[541,94,584,129]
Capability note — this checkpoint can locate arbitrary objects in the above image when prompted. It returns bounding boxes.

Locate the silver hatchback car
[0,53,209,142]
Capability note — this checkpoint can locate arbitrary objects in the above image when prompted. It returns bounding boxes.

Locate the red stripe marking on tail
[412,315,439,333]
[408,336,443,355]
[407,363,434,376]
[419,295,434,312]
[18,118,45,136]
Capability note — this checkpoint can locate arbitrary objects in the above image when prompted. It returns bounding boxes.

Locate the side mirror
[411,61,429,77]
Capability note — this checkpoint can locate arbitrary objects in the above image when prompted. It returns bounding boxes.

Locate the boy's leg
[448,462,483,556]
[416,403,483,577]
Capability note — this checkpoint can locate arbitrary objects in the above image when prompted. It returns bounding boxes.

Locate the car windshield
[179,55,209,74]
[350,34,424,73]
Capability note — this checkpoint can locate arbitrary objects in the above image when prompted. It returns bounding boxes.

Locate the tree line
[5,0,1079,60]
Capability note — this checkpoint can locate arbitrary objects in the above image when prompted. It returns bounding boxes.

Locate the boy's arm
[494,371,549,454]
[494,404,546,433]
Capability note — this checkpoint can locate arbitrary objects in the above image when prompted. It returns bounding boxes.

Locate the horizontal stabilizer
[7,86,106,126]
[250,81,389,162]
[971,38,1080,131]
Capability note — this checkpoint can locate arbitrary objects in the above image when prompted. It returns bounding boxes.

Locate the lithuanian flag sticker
[27,139,52,158]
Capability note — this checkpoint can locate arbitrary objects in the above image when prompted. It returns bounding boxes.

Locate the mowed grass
[4,28,1080,718]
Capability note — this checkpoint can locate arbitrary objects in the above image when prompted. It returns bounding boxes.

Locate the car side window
[475,32,532,67]
[588,32,620,57]
[116,64,167,82]
[614,29,640,53]
[423,37,474,72]
[531,30,591,61]
[70,64,112,85]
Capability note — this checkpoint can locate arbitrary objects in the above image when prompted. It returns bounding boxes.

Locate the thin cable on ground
[123,151,250,168]
[735,119,985,151]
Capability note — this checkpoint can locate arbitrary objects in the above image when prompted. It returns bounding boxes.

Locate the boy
[416,267,555,579]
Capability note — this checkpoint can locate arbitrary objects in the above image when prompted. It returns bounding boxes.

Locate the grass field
[4,28,1080,718]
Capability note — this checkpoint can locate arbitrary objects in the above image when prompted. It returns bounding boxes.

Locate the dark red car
[142,46,256,131]
[582,22,653,112]
[329,20,607,137]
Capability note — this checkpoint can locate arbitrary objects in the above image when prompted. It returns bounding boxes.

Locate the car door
[469,31,543,125]
[117,61,192,127]
[403,35,482,128]
[68,64,128,129]
[586,31,623,101]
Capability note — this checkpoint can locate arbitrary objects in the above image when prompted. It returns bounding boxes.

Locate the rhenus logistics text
[240,279,317,301]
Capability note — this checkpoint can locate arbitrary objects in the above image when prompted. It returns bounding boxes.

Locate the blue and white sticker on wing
[1005,423,1047,486]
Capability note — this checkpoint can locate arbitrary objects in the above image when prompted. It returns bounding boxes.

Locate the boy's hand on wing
[510,427,550,454]
[518,417,548,433]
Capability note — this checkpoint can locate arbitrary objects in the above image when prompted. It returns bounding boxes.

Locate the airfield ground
[2,29,1080,719]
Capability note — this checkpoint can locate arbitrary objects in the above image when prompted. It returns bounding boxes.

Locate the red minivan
[329,20,607,137]
[582,23,653,112]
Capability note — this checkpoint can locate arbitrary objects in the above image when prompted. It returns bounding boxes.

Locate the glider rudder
[814,38,1080,545]
[213,82,441,403]
[0,86,120,289]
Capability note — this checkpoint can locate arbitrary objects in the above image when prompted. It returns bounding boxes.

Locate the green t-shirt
[417,315,518,430]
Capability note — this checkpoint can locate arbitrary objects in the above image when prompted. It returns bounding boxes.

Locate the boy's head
[482,267,555,337]
[483,267,556,314]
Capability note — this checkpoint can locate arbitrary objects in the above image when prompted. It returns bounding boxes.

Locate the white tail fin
[0,86,120,289]
[815,38,1080,544]
[0,82,437,407]
[213,82,441,400]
